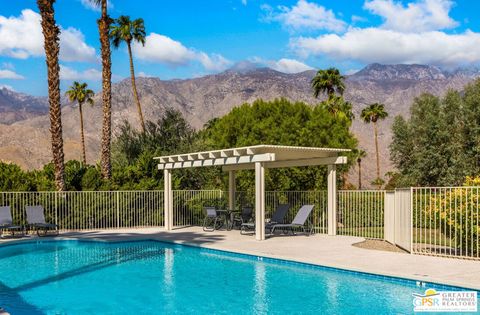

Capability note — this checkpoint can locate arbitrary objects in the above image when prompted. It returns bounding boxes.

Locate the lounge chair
[240,204,290,235]
[202,207,226,232]
[0,206,24,237]
[25,205,59,236]
[232,207,253,230]
[269,204,315,236]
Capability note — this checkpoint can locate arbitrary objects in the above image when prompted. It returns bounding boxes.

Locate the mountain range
[1,63,479,187]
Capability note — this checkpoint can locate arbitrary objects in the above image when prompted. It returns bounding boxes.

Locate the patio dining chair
[0,206,24,237]
[202,207,226,232]
[25,205,59,236]
[231,207,253,230]
[240,204,290,235]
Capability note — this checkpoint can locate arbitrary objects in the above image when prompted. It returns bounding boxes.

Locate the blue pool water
[0,240,477,314]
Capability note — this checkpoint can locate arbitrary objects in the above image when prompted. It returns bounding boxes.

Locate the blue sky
[0,0,479,96]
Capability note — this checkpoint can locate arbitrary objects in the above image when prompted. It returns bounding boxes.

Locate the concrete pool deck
[1,227,479,290]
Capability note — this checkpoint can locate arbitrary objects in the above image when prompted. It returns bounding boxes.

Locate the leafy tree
[0,163,34,191]
[89,0,113,180]
[361,103,388,187]
[427,176,480,255]
[391,90,471,186]
[202,98,357,191]
[111,108,206,190]
[37,0,65,191]
[65,81,94,164]
[311,68,345,98]
[110,15,147,132]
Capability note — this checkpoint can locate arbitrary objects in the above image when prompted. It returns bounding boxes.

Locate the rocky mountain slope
[0,87,48,124]
[1,63,479,186]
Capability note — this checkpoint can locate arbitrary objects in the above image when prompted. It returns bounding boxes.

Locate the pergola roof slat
[154,145,350,170]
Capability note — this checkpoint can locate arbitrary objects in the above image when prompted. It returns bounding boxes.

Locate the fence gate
[394,188,412,252]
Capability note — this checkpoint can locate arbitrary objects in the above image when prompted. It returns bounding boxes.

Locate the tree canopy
[202,98,357,191]
[390,79,480,186]
[1,99,358,192]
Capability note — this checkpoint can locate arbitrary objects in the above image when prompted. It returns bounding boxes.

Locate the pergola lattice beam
[222,156,347,171]
[157,153,276,170]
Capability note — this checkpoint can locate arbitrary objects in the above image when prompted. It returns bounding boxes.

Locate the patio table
[216,209,241,230]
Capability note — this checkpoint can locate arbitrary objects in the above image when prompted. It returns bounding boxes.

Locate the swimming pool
[0,240,477,314]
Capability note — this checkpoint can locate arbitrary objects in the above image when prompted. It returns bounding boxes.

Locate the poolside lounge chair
[26,205,59,236]
[202,207,226,232]
[269,204,315,236]
[232,207,253,230]
[0,206,24,237]
[240,204,290,235]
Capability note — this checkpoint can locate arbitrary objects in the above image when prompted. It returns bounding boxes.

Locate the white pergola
[155,145,349,241]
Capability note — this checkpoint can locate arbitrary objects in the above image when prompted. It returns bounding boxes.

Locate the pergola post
[255,162,265,241]
[228,170,236,210]
[164,169,173,231]
[327,164,337,236]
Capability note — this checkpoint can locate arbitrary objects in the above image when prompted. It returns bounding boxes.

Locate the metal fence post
[116,191,120,229]
[55,191,58,228]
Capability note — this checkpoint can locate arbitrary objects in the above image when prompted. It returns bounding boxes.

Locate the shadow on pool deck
[59,228,227,246]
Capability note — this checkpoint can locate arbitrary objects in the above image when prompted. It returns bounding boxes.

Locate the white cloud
[261,0,346,32]
[0,84,14,91]
[60,65,102,80]
[271,58,312,73]
[196,52,232,72]
[241,0,247,5]
[137,72,154,78]
[0,9,44,58]
[288,0,480,68]
[351,15,368,23]
[364,0,458,32]
[0,9,96,62]
[60,27,97,62]
[0,69,24,79]
[249,57,313,73]
[133,33,232,72]
[134,33,195,66]
[292,28,480,67]
[345,69,360,75]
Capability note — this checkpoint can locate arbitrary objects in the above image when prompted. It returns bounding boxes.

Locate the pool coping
[1,236,479,292]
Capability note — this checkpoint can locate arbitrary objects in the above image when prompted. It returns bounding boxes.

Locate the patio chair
[25,205,59,236]
[0,206,24,237]
[269,204,315,236]
[240,204,290,235]
[232,207,253,230]
[202,207,226,232]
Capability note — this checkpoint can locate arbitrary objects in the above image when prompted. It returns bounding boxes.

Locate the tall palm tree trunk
[127,42,145,132]
[37,0,66,191]
[357,160,362,189]
[98,0,112,179]
[78,102,87,165]
[374,121,380,181]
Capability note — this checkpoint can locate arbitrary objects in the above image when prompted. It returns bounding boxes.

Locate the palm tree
[361,103,388,187]
[90,0,113,179]
[110,15,146,132]
[352,149,367,189]
[66,82,94,165]
[311,67,345,99]
[37,0,66,191]
[323,95,355,120]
